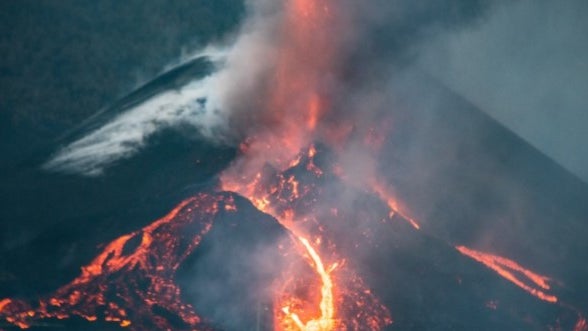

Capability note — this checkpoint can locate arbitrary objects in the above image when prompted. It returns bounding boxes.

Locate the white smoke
[43,1,281,176]
[44,75,224,176]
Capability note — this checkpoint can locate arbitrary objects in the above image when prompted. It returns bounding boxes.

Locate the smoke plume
[43,0,497,176]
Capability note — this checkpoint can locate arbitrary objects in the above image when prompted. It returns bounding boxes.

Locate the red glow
[219,1,358,325]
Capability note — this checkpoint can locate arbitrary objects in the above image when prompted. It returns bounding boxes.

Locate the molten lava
[221,144,392,330]
[456,245,558,303]
[0,194,228,330]
[280,237,336,331]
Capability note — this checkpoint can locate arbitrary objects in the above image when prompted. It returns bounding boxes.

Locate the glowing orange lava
[221,149,339,329]
[218,0,394,328]
[370,180,420,230]
[575,316,588,331]
[221,140,391,331]
[1,0,584,329]
[279,229,337,330]
[281,237,337,331]
[0,194,227,330]
[456,245,558,303]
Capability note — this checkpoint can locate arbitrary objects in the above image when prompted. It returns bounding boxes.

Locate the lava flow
[0,0,395,329]
[221,144,393,330]
[217,0,396,327]
[370,180,420,230]
[456,245,558,303]
[0,193,228,330]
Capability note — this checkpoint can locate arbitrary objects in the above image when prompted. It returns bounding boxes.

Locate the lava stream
[0,194,226,330]
[456,245,558,303]
[370,180,420,230]
[281,236,336,331]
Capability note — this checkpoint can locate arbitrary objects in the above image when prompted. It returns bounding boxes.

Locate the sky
[418,0,588,182]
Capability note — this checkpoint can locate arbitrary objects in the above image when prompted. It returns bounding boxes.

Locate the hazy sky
[418,0,588,182]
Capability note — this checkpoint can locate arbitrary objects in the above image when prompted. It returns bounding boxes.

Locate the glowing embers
[455,245,558,303]
[0,194,227,330]
[221,145,337,329]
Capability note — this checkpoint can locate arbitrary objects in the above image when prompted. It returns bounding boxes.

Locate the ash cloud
[42,0,561,281]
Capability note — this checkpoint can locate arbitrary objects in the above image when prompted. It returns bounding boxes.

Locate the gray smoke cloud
[46,0,572,284]
[43,0,499,176]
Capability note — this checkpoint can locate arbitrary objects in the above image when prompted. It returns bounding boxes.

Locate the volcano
[1,1,588,330]
[1,67,587,330]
